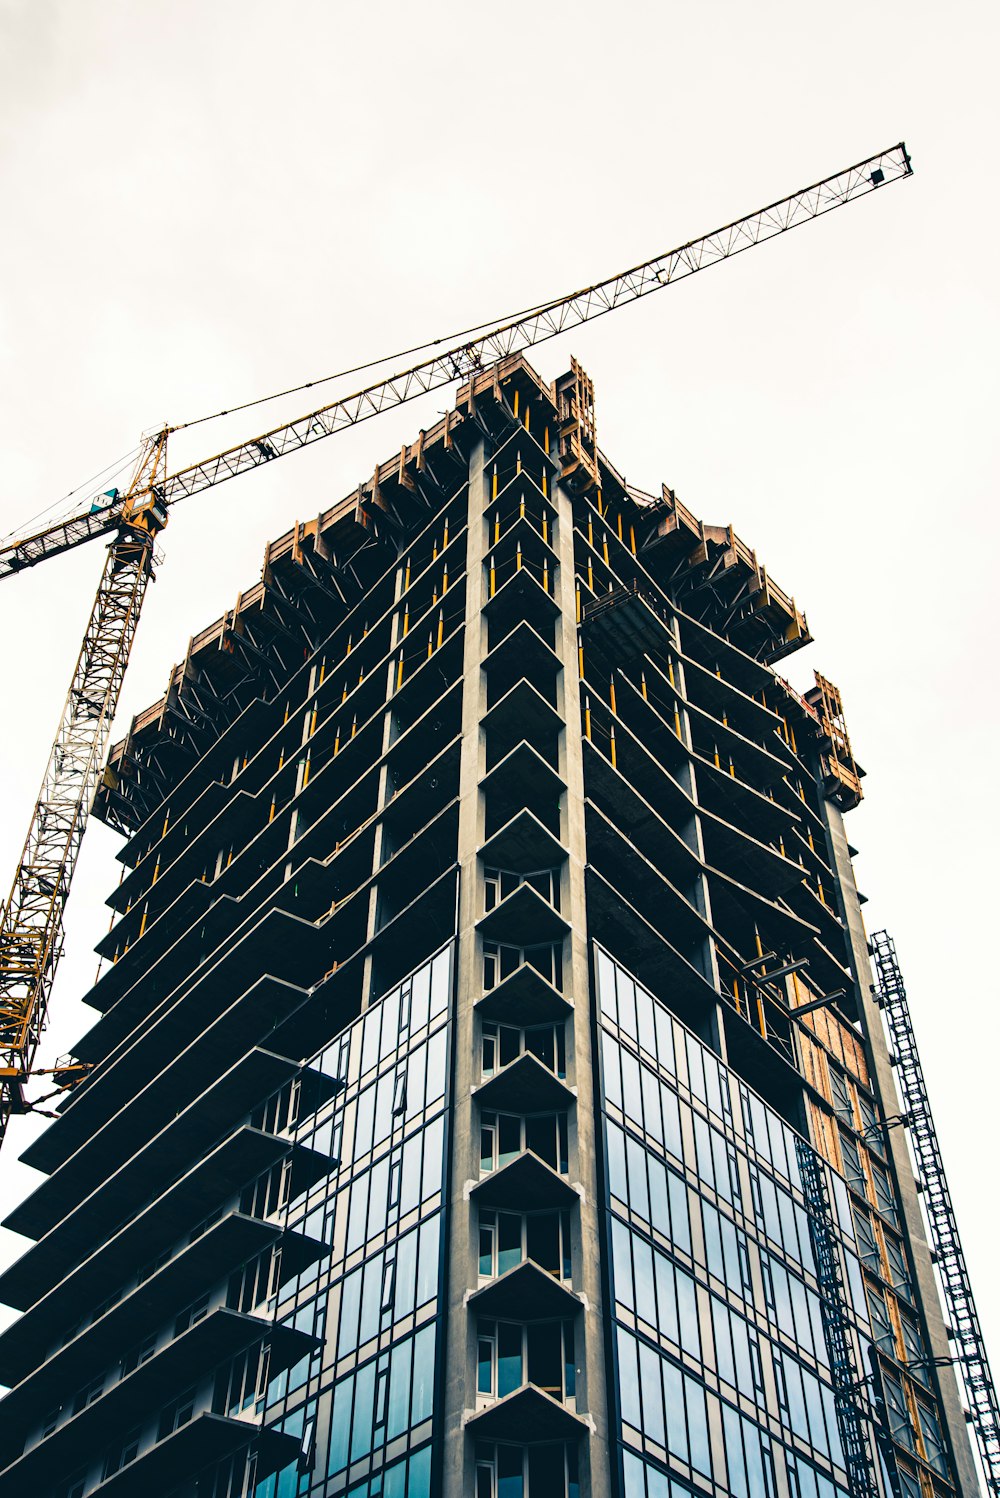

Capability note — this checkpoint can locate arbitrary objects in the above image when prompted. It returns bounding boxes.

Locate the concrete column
[441,438,489,1498]
[552,476,612,1498]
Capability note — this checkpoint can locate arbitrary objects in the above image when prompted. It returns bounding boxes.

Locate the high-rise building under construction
[0,356,985,1498]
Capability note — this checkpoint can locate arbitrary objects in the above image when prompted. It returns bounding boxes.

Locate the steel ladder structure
[871,928,1000,1497]
[795,1137,881,1498]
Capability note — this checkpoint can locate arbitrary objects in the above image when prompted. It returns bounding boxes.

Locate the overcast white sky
[0,0,996,1420]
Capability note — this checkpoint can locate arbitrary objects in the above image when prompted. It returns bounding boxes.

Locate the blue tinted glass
[622,1450,645,1498]
[603,1031,623,1110]
[667,1172,690,1253]
[639,1341,665,1444]
[387,1334,413,1438]
[626,1137,650,1220]
[662,1357,688,1463]
[407,1444,432,1498]
[338,1267,362,1356]
[328,1372,351,1474]
[684,1371,711,1476]
[411,1323,435,1423]
[607,1122,627,1200]
[612,1217,634,1310]
[653,1251,678,1342]
[351,1361,375,1461]
[597,947,618,1021]
[416,1215,440,1307]
[617,1327,641,1427]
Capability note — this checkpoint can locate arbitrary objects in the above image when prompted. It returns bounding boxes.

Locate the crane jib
[0,142,911,581]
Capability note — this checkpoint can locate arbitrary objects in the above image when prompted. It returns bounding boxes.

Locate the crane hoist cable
[0,141,912,1148]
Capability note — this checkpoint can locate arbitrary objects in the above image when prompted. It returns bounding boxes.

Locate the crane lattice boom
[0,142,911,583]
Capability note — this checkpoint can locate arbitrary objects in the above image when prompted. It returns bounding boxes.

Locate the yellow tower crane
[0,142,912,1148]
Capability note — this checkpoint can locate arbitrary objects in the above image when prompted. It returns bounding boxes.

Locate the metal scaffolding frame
[795,1137,881,1498]
[871,928,1000,1497]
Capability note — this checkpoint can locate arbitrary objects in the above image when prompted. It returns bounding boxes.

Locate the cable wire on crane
[0,141,912,1148]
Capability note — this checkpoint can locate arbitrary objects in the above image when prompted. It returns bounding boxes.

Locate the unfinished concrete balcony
[0,1209,327,1405]
[478,809,566,878]
[471,1150,578,1214]
[484,617,562,710]
[5,1046,308,1244]
[473,1052,575,1116]
[0,1122,333,1315]
[481,741,565,841]
[468,1259,582,1322]
[465,1385,588,1445]
[482,564,560,642]
[0,1306,317,1496]
[90,1416,299,1497]
[475,961,572,1027]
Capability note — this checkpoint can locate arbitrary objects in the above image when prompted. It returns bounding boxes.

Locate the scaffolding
[871,929,1000,1497]
[795,1137,881,1498]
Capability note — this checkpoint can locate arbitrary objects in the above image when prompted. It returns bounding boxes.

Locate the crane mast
[0,435,169,1141]
[0,142,912,1146]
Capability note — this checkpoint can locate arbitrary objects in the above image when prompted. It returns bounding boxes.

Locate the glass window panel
[612,1217,635,1311]
[607,1122,628,1201]
[693,1116,715,1190]
[639,1340,665,1444]
[327,1372,352,1475]
[622,1450,645,1498]
[617,974,638,1040]
[686,1034,707,1101]
[633,1237,655,1323]
[654,1004,675,1077]
[380,988,401,1058]
[408,1445,432,1498]
[744,1416,766,1498]
[677,1266,700,1357]
[653,1250,679,1343]
[647,1156,670,1237]
[621,1052,643,1129]
[346,1175,369,1254]
[660,1083,682,1157]
[617,1327,642,1428]
[420,1115,444,1201]
[884,1234,911,1301]
[603,1031,623,1111]
[668,1172,690,1253]
[396,1225,419,1317]
[636,986,657,1057]
[662,1357,688,1464]
[410,963,431,1032]
[388,1336,413,1438]
[596,947,618,1021]
[869,1159,897,1226]
[430,949,450,1017]
[626,1136,650,1221]
[358,1258,381,1344]
[641,1066,663,1145]
[498,1213,522,1275]
[338,1267,362,1357]
[350,1362,375,1462]
[411,1323,435,1424]
[915,1399,947,1476]
[713,1298,736,1383]
[497,1322,523,1396]
[723,1404,748,1498]
[526,1210,560,1274]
